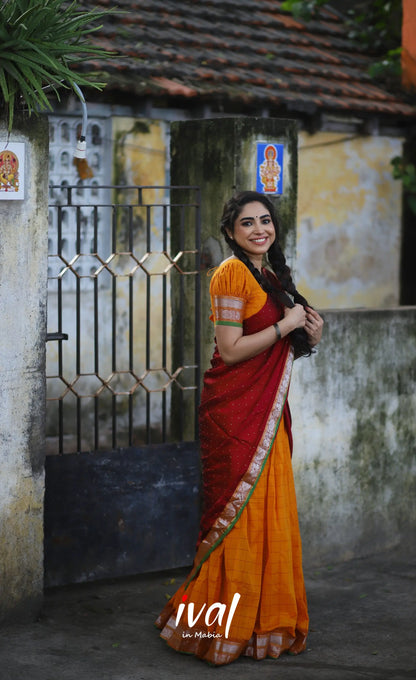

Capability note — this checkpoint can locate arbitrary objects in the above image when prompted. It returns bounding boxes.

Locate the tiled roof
[78,0,416,122]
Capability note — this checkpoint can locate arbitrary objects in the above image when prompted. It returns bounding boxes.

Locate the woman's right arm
[215,303,306,366]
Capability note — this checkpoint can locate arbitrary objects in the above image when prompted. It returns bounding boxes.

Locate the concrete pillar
[0,115,49,623]
[170,117,298,386]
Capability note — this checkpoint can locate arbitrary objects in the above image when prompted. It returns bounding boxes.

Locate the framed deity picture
[0,142,25,200]
[256,142,284,195]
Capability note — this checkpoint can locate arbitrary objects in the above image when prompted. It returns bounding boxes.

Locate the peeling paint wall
[290,308,416,565]
[112,117,168,187]
[296,132,403,309]
[0,116,49,623]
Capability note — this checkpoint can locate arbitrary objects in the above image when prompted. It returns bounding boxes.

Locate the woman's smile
[250,236,268,244]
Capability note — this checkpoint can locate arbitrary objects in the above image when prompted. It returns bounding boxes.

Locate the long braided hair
[220,190,313,359]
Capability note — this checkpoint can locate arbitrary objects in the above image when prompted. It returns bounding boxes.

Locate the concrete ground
[0,547,415,680]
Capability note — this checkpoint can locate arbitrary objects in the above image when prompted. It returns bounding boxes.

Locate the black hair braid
[267,241,296,297]
[266,242,312,357]
[220,191,313,359]
[267,243,308,307]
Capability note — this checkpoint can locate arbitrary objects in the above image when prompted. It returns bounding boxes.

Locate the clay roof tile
[76,0,416,121]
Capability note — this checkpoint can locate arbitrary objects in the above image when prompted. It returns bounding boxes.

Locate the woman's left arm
[304,306,324,347]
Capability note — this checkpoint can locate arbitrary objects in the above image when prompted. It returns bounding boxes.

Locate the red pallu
[193,291,294,578]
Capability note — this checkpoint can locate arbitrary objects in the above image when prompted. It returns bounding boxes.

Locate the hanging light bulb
[72,83,94,180]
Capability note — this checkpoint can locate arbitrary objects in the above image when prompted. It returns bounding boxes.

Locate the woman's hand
[283,303,307,331]
[304,306,323,346]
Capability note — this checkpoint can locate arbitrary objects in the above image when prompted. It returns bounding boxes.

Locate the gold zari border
[213,295,245,325]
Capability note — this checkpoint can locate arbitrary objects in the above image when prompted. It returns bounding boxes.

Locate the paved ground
[0,546,415,680]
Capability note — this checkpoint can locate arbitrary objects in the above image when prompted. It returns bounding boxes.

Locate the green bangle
[273,322,281,340]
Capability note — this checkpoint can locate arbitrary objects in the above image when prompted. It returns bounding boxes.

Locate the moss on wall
[290,308,416,566]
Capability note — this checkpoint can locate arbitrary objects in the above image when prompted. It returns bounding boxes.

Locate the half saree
[155,257,308,665]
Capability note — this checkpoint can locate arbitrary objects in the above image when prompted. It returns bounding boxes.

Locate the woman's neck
[247,255,263,271]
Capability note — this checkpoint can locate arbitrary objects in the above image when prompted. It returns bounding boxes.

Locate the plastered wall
[296,132,403,309]
[0,116,49,623]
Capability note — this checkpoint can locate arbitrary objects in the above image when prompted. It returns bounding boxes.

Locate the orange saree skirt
[155,416,308,665]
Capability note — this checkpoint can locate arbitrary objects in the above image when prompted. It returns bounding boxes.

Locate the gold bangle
[273,322,281,340]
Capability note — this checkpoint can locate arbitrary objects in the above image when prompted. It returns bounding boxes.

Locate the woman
[156,191,323,665]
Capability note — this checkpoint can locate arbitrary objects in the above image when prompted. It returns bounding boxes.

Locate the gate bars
[46,184,201,454]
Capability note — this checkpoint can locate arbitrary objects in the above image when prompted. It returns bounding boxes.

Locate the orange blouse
[210,257,267,327]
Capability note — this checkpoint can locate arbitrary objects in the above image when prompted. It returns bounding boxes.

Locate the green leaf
[8,95,14,130]
[2,61,49,112]
[0,67,11,102]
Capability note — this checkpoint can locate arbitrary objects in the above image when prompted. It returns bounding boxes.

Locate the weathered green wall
[290,307,416,564]
[0,115,49,622]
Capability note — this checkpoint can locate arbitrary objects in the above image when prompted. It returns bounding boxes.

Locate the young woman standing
[156,191,323,665]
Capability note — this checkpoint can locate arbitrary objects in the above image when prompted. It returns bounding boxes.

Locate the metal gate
[44,184,202,586]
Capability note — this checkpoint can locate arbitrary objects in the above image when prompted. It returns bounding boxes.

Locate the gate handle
[46,332,69,342]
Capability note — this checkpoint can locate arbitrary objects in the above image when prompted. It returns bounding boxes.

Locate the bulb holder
[73,140,87,159]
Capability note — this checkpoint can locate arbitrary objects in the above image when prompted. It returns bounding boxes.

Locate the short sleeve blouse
[209,258,267,327]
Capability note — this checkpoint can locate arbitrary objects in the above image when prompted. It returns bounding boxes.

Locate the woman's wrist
[274,317,292,339]
[273,322,281,341]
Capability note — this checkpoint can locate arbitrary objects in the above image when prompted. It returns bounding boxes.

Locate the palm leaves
[0,0,116,130]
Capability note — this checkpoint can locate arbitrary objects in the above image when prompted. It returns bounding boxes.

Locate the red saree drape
[191,291,294,579]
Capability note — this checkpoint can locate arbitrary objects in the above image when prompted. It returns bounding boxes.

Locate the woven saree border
[213,294,245,326]
[215,320,242,328]
[184,345,294,589]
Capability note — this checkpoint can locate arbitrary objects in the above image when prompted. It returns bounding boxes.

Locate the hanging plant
[0,0,117,131]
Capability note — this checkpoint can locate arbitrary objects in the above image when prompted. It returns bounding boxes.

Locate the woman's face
[228,201,276,266]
